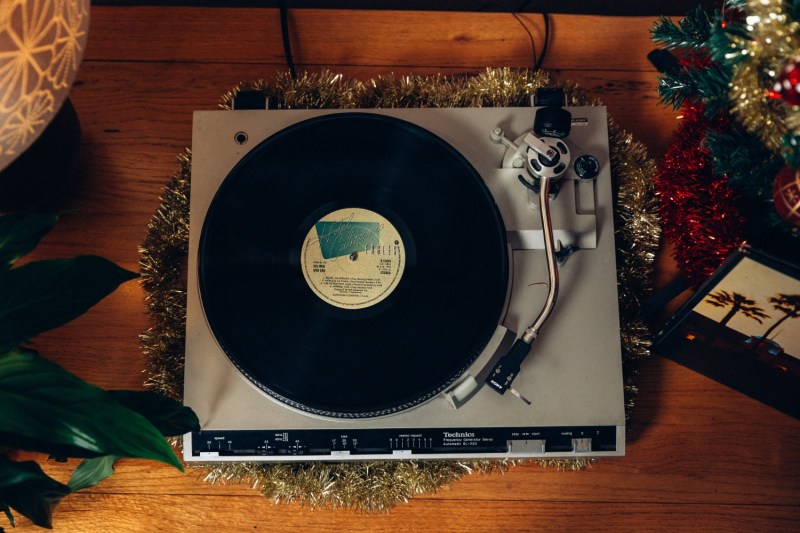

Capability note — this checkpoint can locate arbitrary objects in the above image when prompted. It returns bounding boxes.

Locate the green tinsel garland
[139,68,660,511]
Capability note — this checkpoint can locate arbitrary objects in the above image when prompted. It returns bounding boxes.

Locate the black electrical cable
[512,12,537,70]
[278,0,297,79]
[277,3,547,79]
[534,12,550,72]
[513,1,550,72]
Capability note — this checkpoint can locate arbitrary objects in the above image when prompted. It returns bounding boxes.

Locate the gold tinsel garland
[139,68,660,511]
[728,0,800,152]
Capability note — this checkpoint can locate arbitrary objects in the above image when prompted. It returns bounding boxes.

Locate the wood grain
[9,6,800,532]
[84,9,658,70]
[15,495,800,532]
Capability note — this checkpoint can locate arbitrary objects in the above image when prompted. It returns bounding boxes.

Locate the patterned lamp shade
[0,0,89,172]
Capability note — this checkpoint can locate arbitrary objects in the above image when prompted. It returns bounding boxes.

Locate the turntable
[183,95,625,461]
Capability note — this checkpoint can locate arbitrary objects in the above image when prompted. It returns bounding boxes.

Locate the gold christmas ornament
[728,0,800,152]
[140,68,660,511]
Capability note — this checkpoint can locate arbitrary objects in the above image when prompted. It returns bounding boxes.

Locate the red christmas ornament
[773,166,800,227]
[773,58,800,106]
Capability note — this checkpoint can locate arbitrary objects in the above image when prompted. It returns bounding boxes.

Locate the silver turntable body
[184,105,625,461]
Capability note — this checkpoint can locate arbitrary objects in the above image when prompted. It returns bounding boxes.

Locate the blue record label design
[301,208,405,309]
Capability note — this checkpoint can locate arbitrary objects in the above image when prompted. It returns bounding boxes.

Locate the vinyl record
[199,112,508,418]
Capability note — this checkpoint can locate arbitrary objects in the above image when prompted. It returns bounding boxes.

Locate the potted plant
[0,212,199,530]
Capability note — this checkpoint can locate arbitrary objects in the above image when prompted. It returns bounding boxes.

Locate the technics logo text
[443,431,475,438]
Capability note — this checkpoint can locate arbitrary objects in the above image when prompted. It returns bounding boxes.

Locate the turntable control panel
[190,426,617,460]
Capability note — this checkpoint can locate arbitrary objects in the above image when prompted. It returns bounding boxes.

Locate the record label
[301,207,405,309]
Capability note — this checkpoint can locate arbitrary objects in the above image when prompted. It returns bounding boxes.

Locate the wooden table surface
[11,6,800,532]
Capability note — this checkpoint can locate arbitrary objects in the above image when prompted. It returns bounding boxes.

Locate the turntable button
[572,438,592,453]
[508,439,545,453]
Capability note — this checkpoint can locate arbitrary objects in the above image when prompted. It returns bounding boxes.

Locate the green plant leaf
[0,255,138,353]
[0,350,183,470]
[0,213,58,270]
[0,456,71,529]
[2,500,14,528]
[107,391,200,436]
[67,455,119,492]
[0,431,101,460]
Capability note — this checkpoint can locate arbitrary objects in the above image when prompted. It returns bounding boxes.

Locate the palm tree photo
[760,294,800,341]
[704,290,770,327]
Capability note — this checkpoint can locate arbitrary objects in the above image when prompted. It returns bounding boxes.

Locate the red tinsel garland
[654,102,748,287]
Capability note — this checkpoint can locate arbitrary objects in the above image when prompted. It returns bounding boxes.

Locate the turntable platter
[198,113,509,418]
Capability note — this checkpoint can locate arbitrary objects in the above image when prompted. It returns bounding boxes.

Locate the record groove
[199,112,508,418]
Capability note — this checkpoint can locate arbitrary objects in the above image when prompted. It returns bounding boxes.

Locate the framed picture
[653,246,800,419]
